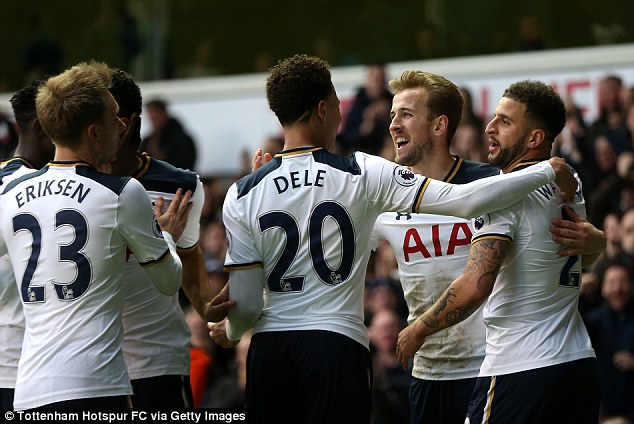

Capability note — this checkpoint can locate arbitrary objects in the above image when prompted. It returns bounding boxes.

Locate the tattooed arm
[395,237,511,370]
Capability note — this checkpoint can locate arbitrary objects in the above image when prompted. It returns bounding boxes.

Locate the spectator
[368,309,410,424]
[21,12,64,85]
[582,212,627,316]
[339,63,393,156]
[185,306,214,409]
[451,87,486,162]
[261,135,284,157]
[140,99,197,171]
[585,260,634,422]
[590,75,630,155]
[516,14,547,51]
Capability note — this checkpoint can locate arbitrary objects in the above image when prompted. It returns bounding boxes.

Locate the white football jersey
[223,148,556,348]
[0,158,38,389]
[0,162,175,409]
[372,158,500,380]
[122,155,201,379]
[472,161,595,377]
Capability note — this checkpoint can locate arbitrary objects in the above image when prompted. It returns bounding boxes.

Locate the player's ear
[433,115,448,135]
[528,128,545,148]
[87,123,99,142]
[316,100,327,121]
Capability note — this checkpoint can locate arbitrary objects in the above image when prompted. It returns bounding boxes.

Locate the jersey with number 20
[222,148,556,349]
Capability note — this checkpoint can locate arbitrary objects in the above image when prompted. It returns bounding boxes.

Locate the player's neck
[410,151,455,180]
[282,131,333,151]
[111,152,144,177]
[13,138,49,169]
[53,145,97,168]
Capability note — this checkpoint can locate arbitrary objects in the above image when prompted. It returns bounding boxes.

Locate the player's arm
[218,185,264,341]
[171,178,230,318]
[396,236,510,370]
[178,244,217,316]
[550,204,605,267]
[120,180,184,296]
[224,267,265,341]
[417,158,576,218]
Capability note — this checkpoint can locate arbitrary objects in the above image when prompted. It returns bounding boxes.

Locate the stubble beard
[487,140,527,169]
[395,139,432,168]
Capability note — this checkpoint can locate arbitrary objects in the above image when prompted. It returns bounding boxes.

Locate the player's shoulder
[0,158,36,188]
[72,163,132,195]
[235,147,362,199]
[133,155,199,194]
[450,156,499,184]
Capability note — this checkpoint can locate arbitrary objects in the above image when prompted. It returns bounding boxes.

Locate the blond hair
[36,61,112,148]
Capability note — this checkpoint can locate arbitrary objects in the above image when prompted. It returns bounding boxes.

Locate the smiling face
[389,88,435,167]
[484,97,532,170]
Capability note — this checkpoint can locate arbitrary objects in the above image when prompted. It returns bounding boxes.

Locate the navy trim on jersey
[447,156,499,184]
[236,147,363,199]
[75,165,131,195]
[139,248,171,267]
[312,149,361,175]
[508,159,550,173]
[1,165,48,194]
[176,244,198,253]
[134,155,198,194]
[0,158,34,186]
[412,177,428,213]
[471,233,513,244]
[224,261,263,271]
[236,157,283,199]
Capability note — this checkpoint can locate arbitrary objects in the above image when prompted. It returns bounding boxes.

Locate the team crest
[394,166,416,187]
[152,216,164,239]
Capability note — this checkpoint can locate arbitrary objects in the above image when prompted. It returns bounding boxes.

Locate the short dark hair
[503,80,566,141]
[109,68,143,145]
[110,69,142,117]
[10,79,44,130]
[266,54,333,125]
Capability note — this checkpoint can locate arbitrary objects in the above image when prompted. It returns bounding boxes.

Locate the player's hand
[119,113,138,151]
[548,157,577,202]
[251,148,273,172]
[551,205,606,256]
[154,188,193,241]
[396,322,426,371]
[208,318,239,349]
[203,283,236,323]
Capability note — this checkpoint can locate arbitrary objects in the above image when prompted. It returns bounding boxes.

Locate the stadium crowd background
[1,0,634,421]
[0,0,632,92]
